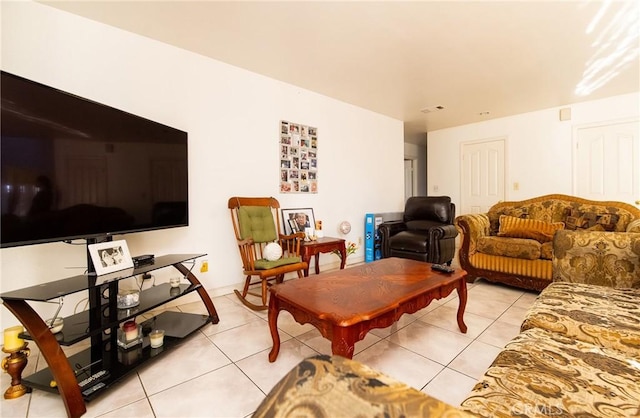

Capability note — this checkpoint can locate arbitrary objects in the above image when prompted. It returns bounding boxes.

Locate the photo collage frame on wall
[279,120,318,193]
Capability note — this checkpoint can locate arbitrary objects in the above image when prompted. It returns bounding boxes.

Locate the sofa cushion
[477,236,541,259]
[540,241,553,260]
[237,206,277,243]
[488,207,530,235]
[254,256,302,270]
[388,230,430,253]
[521,281,640,356]
[461,327,640,418]
[564,208,620,231]
[497,215,564,243]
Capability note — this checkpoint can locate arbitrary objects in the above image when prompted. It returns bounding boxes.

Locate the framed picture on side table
[282,208,315,235]
[88,240,134,275]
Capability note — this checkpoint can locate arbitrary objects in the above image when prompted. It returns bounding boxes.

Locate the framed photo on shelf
[88,240,134,276]
[282,208,315,235]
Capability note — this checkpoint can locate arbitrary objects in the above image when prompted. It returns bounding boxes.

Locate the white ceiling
[41,1,640,145]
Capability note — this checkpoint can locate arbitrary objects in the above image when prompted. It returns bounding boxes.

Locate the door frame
[404,158,417,201]
[571,117,639,198]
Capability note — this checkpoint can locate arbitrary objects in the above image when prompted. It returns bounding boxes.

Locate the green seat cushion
[254,256,301,270]
[238,206,277,243]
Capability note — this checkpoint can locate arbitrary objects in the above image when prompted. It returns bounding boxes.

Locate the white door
[461,138,505,215]
[404,159,414,201]
[575,120,639,206]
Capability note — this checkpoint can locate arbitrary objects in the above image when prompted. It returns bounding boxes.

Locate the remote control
[78,369,108,388]
[82,381,106,397]
[431,264,455,274]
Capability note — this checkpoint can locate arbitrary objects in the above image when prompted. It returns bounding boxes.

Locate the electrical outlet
[200,259,208,273]
[513,182,520,191]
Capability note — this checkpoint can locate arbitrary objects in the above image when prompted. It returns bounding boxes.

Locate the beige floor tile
[422,368,477,407]
[389,321,473,365]
[149,364,264,418]
[453,294,512,320]
[209,319,290,362]
[198,305,265,336]
[98,398,155,417]
[138,333,231,395]
[498,304,530,326]
[236,339,318,394]
[448,340,501,380]
[0,388,30,418]
[418,305,493,338]
[17,389,67,417]
[84,374,147,417]
[468,281,525,305]
[354,339,444,390]
[514,289,541,308]
[477,320,522,348]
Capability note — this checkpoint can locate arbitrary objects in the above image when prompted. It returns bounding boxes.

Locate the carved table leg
[456,279,468,334]
[331,327,356,359]
[268,296,281,362]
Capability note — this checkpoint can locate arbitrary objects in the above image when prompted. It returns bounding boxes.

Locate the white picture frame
[281,208,316,235]
[88,240,134,276]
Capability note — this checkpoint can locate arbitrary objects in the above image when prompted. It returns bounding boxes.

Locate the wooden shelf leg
[2,299,86,418]
[173,263,220,324]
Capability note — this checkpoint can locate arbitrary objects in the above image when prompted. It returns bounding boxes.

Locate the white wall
[428,93,640,214]
[0,2,405,327]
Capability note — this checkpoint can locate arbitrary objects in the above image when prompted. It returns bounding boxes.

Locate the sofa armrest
[627,218,640,233]
[253,355,470,417]
[378,220,406,257]
[553,230,640,288]
[454,213,490,259]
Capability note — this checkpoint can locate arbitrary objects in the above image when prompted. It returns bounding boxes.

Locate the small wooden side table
[301,237,346,276]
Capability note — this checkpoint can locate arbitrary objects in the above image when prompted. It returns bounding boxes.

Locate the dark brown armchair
[379,196,457,264]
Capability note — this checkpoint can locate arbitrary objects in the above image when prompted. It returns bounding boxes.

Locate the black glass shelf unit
[0,253,219,418]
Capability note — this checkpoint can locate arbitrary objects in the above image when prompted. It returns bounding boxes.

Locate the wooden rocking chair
[228,197,308,310]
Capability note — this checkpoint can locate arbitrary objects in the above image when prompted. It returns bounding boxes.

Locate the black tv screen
[1,71,188,248]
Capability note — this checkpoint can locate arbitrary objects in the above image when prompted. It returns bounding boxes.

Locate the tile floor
[1,277,539,417]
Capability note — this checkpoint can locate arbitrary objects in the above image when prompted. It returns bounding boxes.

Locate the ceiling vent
[420,105,445,113]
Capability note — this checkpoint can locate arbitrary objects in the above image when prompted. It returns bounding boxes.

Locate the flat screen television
[1,71,189,248]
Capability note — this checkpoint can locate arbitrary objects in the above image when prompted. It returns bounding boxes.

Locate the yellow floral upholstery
[553,230,640,288]
[455,194,640,291]
[477,236,540,259]
[521,282,640,356]
[253,355,472,418]
[258,229,640,417]
[540,242,553,260]
[461,328,640,418]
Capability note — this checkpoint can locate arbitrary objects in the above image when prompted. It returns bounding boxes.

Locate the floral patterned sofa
[455,194,640,291]
[254,230,640,418]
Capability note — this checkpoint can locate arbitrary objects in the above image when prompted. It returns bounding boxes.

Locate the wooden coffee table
[268,257,468,361]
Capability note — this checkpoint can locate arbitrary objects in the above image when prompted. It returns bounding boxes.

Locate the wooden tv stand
[0,254,219,418]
